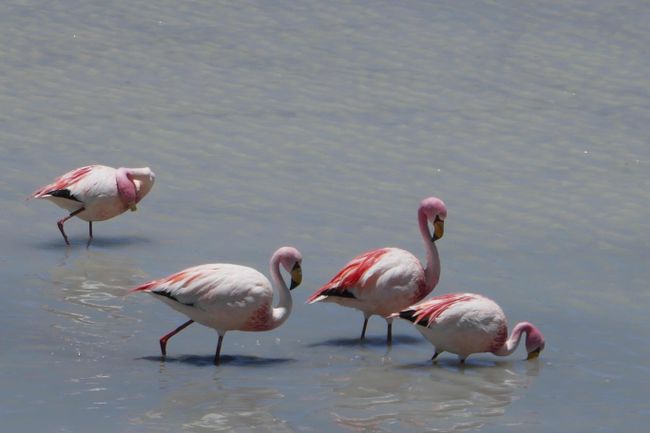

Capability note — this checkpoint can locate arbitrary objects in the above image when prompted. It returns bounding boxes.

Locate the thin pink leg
[159,319,194,356]
[57,207,85,245]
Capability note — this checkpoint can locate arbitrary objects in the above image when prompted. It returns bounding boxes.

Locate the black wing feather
[321,288,356,299]
[152,290,194,307]
[48,189,82,202]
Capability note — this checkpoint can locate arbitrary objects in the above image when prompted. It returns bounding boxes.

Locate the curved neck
[115,168,137,205]
[493,322,533,356]
[269,252,293,329]
[418,210,440,294]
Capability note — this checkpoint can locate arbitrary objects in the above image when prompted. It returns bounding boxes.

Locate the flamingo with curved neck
[29,164,155,245]
[130,246,303,365]
[397,293,546,362]
[493,321,545,359]
[115,167,138,210]
[307,196,447,344]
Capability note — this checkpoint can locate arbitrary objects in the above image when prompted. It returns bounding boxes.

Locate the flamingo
[29,165,155,245]
[129,246,303,365]
[395,293,545,363]
[307,196,447,344]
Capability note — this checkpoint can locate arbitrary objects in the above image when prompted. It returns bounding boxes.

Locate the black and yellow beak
[432,216,444,241]
[289,262,302,290]
[527,347,542,360]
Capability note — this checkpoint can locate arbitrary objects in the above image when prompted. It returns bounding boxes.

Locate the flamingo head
[419,197,447,241]
[116,168,138,211]
[275,246,303,290]
[129,167,156,203]
[116,167,156,211]
[525,324,546,360]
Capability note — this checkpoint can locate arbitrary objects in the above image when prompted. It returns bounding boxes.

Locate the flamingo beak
[432,217,444,241]
[527,348,541,360]
[290,263,302,290]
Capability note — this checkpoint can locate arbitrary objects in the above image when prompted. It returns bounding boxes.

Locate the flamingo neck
[115,168,137,206]
[269,251,293,329]
[493,322,533,356]
[418,210,440,294]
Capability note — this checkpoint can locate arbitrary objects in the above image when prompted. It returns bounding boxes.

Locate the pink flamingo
[130,246,303,365]
[307,197,447,344]
[29,165,155,245]
[396,293,545,363]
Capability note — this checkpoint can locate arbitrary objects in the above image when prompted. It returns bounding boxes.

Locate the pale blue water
[1,1,649,432]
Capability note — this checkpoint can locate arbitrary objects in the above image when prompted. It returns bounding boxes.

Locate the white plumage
[307,197,447,344]
[397,293,546,363]
[131,246,303,365]
[30,164,155,244]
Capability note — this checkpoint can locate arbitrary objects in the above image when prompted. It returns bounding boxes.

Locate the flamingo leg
[214,334,224,365]
[57,207,85,245]
[159,319,194,356]
[360,317,369,340]
[86,222,94,248]
[386,322,393,346]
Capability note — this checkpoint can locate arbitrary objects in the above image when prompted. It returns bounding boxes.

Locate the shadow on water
[307,334,423,348]
[136,354,296,367]
[33,235,152,250]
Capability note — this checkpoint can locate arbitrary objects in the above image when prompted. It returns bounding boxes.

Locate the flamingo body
[307,247,426,317]
[30,165,155,244]
[130,246,303,365]
[307,196,447,343]
[134,264,280,333]
[397,293,545,362]
[31,165,155,221]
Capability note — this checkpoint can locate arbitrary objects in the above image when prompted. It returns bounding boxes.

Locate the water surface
[1,1,649,432]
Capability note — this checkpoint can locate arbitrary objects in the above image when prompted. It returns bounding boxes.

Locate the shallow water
[1,1,649,432]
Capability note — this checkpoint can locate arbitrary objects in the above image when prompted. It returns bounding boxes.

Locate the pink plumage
[307,197,447,344]
[406,293,477,326]
[307,248,392,301]
[130,246,304,365]
[30,166,95,198]
[29,164,155,245]
[397,293,546,362]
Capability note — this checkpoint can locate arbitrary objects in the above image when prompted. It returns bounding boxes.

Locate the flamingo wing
[307,248,392,302]
[30,165,97,200]
[130,264,271,312]
[398,293,478,327]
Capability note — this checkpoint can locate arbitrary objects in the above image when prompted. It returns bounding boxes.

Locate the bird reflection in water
[328,360,542,432]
